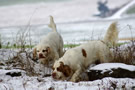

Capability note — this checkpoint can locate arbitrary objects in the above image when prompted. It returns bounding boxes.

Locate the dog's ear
[46,46,51,53]
[60,62,72,77]
[63,64,72,77]
[33,47,37,60]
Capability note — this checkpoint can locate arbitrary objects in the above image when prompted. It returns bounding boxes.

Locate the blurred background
[0,0,135,45]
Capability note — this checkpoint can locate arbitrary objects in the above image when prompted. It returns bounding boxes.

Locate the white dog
[52,22,118,82]
[33,16,64,65]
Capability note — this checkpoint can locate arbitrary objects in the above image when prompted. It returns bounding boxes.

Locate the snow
[0,48,135,90]
[90,63,135,71]
[0,0,131,27]
[109,0,135,19]
[0,49,17,61]
[0,69,25,75]
[0,18,135,45]
[0,70,135,90]
[0,0,135,44]
[0,0,135,89]
[119,41,135,49]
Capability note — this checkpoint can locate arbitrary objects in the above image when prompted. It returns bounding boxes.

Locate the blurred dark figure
[97,0,110,17]
[94,0,126,18]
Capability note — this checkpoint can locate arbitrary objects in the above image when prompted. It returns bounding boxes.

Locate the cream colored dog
[52,22,118,82]
[33,16,64,65]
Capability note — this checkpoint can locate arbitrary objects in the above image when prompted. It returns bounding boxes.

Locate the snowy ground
[0,73,135,90]
[0,61,135,90]
[0,41,135,90]
[0,0,135,90]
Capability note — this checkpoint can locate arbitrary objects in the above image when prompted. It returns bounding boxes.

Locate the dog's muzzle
[39,53,45,59]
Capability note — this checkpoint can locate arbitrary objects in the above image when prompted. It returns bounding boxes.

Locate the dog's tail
[103,22,119,47]
[48,16,57,32]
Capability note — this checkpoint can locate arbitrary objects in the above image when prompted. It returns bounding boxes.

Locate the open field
[0,0,135,90]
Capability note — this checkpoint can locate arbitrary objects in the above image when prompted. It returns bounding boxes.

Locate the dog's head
[33,44,51,64]
[52,61,72,80]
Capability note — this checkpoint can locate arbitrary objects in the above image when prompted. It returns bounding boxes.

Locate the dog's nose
[52,72,56,78]
[39,53,43,56]
[39,53,44,58]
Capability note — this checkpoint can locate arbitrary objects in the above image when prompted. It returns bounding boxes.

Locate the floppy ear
[46,47,51,53]
[60,62,72,77]
[63,65,72,77]
[33,47,37,60]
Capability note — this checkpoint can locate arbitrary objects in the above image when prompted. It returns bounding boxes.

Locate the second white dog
[33,16,64,65]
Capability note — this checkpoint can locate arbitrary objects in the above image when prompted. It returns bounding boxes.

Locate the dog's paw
[70,77,79,82]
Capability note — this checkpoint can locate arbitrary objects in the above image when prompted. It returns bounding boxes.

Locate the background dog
[33,16,64,66]
[52,22,118,82]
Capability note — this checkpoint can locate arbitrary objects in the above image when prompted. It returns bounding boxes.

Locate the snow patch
[90,63,135,71]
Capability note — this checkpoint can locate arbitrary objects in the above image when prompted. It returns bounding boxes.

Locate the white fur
[33,16,64,65]
[52,22,118,82]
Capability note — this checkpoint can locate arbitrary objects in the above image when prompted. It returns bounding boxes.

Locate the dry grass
[0,27,45,76]
[119,37,135,41]
[112,40,135,65]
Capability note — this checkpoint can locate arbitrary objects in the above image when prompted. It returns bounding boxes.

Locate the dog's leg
[54,51,59,61]
[70,66,82,82]
[98,52,106,63]
[59,48,64,57]
[98,47,113,63]
[98,49,110,63]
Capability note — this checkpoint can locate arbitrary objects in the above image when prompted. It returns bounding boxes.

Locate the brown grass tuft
[111,40,135,65]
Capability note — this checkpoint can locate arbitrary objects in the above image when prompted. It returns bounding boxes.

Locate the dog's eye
[37,50,39,52]
[57,68,60,71]
[42,50,45,52]
[42,50,47,52]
